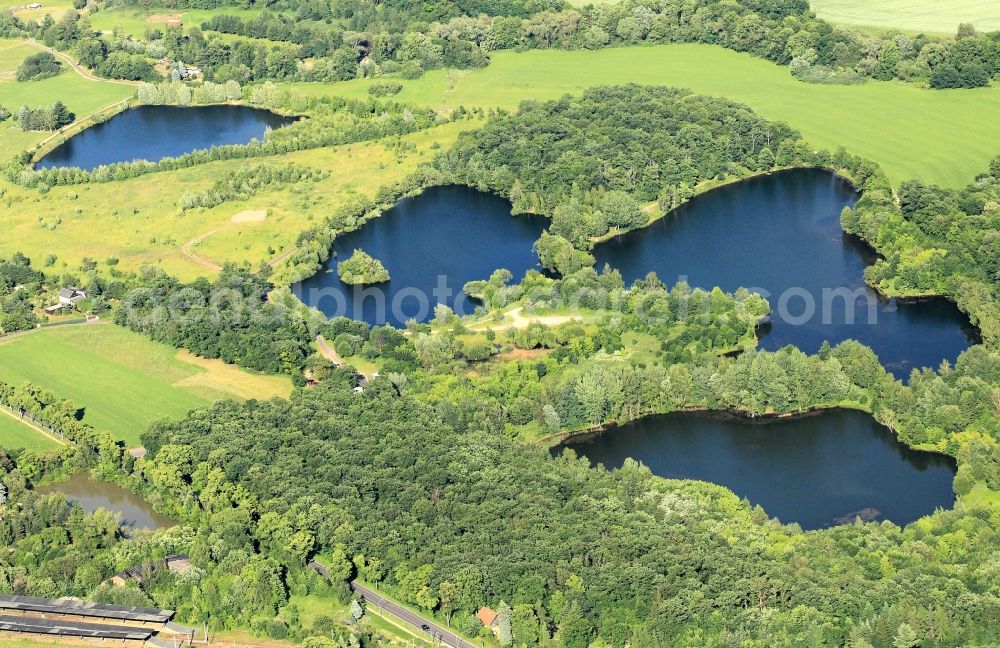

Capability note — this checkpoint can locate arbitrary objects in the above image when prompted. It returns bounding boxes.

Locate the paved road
[350,582,480,648]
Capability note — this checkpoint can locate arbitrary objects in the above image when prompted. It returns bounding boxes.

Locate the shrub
[367,81,403,97]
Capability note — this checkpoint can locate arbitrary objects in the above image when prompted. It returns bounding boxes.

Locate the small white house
[58,287,86,307]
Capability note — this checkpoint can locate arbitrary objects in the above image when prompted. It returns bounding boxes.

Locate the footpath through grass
[0,38,135,160]
[289,43,1000,187]
[0,408,63,452]
[811,0,1000,35]
[0,119,474,280]
[0,323,292,445]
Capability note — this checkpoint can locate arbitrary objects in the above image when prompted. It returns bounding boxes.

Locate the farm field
[0,408,63,451]
[0,119,475,280]
[1,0,74,23]
[0,38,135,159]
[88,6,279,38]
[0,323,292,445]
[288,43,1000,187]
[811,0,1000,35]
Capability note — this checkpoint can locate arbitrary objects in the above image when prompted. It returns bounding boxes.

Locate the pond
[295,185,549,327]
[36,105,295,171]
[37,473,174,530]
[592,168,978,378]
[298,171,974,376]
[554,409,956,530]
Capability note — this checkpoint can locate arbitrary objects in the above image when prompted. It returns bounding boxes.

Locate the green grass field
[0,38,136,159]
[0,408,63,451]
[1,0,74,23]
[286,43,1000,187]
[89,6,278,38]
[0,119,475,280]
[0,323,292,445]
[811,0,1000,35]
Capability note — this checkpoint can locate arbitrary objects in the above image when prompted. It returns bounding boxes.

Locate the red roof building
[476,606,499,628]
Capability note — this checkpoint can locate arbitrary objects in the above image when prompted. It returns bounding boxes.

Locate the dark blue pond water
[37,105,295,170]
[556,409,956,530]
[592,168,978,378]
[295,186,548,327]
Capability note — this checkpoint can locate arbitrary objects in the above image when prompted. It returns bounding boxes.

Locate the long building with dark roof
[0,594,174,624]
[0,614,154,641]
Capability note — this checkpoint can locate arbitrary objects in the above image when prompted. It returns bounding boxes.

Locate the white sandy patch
[231,209,267,223]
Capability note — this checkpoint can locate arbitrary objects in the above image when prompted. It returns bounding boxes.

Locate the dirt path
[33,94,133,150]
[25,39,139,86]
[315,334,343,365]
[181,230,223,271]
[267,246,297,268]
[22,40,138,151]
[0,404,69,446]
[472,307,579,331]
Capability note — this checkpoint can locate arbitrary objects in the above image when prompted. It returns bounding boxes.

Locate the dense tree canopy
[437,85,801,244]
[138,375,1000,646]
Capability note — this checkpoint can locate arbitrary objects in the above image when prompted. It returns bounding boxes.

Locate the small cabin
[58,286,86,307]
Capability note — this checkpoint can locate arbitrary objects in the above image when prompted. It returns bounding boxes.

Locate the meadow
[0,38,135,159]
[88,6,278,38]
[286,43,1000,187]
[810,0,1000,35]
[0,408,63,451]
[0,0,73,23]
[0,323,292,445]
[0,119,475,280]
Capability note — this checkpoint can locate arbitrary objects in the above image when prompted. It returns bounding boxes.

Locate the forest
[2,0,1000,636]
[437,84,803,245]
[131,374,1000,647]
[114,265,322,380]
[841,154,1000,346]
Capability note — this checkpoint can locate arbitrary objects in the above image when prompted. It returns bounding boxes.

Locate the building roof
[0,595,174,623]
[476,607,498,627]
[58,287,84,299]
[0,615,153,641]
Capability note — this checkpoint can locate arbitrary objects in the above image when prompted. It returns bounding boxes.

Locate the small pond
[555,409,956,530]
[295,185,549,327]
[592,168,979,378]
[37,472,174,530]
[36,105,295,171]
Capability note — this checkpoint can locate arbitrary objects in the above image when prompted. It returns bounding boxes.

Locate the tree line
[0,253,45,334]
[8,0,998,90]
